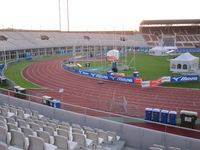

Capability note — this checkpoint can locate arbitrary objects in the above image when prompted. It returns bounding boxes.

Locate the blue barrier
[63,65,132,83]
[63,65,199,84]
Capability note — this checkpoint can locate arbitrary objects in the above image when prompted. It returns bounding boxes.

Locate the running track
[23,57,200,118]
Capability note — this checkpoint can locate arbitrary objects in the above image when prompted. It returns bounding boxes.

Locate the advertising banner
[95,74,108,80]
[141,81,150,88]
[133,78,142,84]
[64,65,134,83]
[115,76,133,83]
[170,75,199,83]
[161,76,171,83]
[150,79,162,87]
[108,75,133,83]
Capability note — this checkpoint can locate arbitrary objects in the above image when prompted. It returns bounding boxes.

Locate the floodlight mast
[58,0,61,31]
[66,0,70,31]
[58,0,70,31]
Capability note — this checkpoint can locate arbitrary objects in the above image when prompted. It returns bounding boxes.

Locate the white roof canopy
[172,52,198,61]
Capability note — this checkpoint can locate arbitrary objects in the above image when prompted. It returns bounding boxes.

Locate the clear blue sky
[0,0,199,31]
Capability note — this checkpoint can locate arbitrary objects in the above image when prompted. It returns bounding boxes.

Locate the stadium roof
[140,19,200,25]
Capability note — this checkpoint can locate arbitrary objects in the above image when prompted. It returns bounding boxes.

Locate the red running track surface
[23,57,200,118]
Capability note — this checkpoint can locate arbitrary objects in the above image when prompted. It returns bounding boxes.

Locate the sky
[0,0,200,31]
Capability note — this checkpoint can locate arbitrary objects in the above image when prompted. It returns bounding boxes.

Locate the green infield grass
[4,55,66,89]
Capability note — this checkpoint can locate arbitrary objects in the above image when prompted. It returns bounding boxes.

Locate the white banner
[161,76,171,83]
[141,81,150,88]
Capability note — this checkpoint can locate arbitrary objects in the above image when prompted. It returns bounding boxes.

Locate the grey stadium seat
[9,129,26,150]
[28,135,46,150]
[0,126,8,144]
[54,135,69,150]
[57,128,70,139]
[37,130,51,144]
[0,141,8,150]
[21,127,34,137]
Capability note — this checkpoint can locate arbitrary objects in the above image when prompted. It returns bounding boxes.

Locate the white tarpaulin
[106,49,119,61]
[149,46,177,56]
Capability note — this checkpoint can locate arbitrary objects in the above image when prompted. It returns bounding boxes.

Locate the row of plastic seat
[0,31,146,51]
[0,127,73,150]
[0,117,119,149]
[149,144,181,150]
[0,103,123,150]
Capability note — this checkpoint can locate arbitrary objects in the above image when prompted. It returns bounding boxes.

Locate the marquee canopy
[170,53,199,73]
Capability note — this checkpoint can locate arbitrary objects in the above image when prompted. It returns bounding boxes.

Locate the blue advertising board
[170,75,199,83]
[63,65,132,83]
[78,70,109,80]
[108,75,133,83]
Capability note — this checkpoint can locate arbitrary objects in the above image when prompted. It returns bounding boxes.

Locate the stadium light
[58,0,70,31]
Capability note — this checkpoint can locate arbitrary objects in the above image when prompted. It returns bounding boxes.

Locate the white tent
[170,53,199,73]
[149,46,177,56]
[106,49,119,61]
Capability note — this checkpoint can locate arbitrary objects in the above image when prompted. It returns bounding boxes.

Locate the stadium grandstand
[0,29,147,61]
[0,27,200,149]
[140,19,200,48]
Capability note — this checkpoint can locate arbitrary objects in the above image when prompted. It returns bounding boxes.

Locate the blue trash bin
[51,99,61,108]
[145,108,153,121]
[161,110,169,124]
[169,111,177,125]
[133,71,140,78]
[152,108,160,122]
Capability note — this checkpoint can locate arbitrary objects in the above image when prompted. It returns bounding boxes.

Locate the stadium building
[0,20,200,149]
[140,19,200,49]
